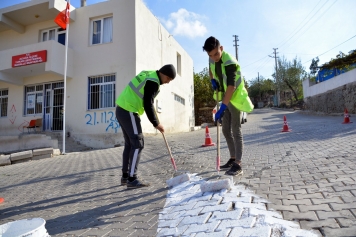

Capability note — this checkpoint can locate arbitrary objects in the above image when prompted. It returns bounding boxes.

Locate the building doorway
[44,82,64,131]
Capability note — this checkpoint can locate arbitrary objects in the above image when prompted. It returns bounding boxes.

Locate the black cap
[159,64,176,79]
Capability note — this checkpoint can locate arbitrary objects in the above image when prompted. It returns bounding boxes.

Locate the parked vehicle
[212,102,247,126]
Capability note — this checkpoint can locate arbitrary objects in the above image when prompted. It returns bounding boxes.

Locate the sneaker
[225,163,243,176]
[127,179,150,189]
[220,159,235,170]
[121,176,128,185]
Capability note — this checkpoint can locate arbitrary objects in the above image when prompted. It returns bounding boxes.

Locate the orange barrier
[281,115,291,132]
[342,108,353,124]
[202,126,215,147]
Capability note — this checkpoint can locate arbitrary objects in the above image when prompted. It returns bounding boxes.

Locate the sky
[1,0,356,82]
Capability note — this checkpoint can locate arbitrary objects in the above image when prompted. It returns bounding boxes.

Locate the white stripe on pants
[129,112,139,177]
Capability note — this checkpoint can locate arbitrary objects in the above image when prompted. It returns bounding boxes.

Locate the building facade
[0,0,194,149]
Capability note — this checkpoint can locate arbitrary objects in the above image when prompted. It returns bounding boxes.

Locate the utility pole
[257,72,261,102]
[233,35,239,61]
[269,48,279,107]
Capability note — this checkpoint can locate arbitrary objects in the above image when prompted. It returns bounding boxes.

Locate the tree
[275,56,305,102]
[309,57,319,75]
[193,67,214,108]
[247,76,275,102]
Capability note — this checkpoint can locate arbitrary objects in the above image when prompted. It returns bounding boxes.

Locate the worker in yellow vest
[203,36,254,176]
[115,64,176,188]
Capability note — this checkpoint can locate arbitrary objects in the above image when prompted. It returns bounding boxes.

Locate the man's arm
[222,64,239,105]
[143,80,160,127]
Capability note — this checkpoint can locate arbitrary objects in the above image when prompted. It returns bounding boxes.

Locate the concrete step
[43,132,93,153]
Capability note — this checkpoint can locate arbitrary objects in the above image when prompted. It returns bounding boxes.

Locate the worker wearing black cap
[115,64,176,188]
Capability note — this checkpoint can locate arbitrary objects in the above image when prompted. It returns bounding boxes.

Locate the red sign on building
[12,50,47,67]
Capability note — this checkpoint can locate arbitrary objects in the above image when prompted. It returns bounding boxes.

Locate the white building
[0,0,194,151]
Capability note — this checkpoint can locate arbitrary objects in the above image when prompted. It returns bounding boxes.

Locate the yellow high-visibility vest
[116,70,160,115]
[210,51,254,113]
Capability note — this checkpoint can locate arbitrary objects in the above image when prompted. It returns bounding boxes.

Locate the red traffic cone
[281,115,291,132]
[0,197,4,204]
[202,126,215,147]
[342,108,353,124]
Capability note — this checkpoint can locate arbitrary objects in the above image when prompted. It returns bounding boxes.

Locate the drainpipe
[81,0,86,7]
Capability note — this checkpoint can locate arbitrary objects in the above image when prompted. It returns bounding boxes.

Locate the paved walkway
[1,109,356,236]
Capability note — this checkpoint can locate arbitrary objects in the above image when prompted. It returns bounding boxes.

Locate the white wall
[135,0,194,133]
[64,0,136,148]
[303,69,356,98]
[0,0,194,149]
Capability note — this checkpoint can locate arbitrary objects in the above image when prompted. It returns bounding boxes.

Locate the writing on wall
[85,111,120,133]
[9,105,16,124]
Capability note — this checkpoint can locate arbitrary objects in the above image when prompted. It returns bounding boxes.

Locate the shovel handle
[162,133,177,171]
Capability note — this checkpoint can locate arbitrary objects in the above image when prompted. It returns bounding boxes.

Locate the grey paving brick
[282,199,312,206]
[330,203,356,211]
[281,189,307,195]
[341,196,356,203]
[336,218,356,227]
[334,185,356,192]
[299,204,331,212]
[295,193,324,199]
[283,211,318,221]
[311,197,344,205]
[267,204,299,212]
[350,208,356,217]
[324,190,355,199]
[323,226,356,237]
[300,219,339,229]
[316,210,355,220]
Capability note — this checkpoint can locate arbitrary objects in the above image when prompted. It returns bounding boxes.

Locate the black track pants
[115,106,144,177]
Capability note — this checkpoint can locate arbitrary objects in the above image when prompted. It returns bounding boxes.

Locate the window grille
[24,85,43,115]
[88,74,116,110]
[174,94,185,105]
[0,89,8,117]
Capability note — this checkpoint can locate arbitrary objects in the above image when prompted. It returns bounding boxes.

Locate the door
[52,87,64,131]
[43,82,64,131]
[44,88,52,131]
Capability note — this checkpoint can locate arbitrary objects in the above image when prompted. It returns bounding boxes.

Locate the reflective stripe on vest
[116,70,160,115]
[129,77,159,99]
[209,51,254,112]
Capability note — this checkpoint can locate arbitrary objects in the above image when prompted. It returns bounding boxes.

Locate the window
[41,28,66,45]
[174,94,185,105]
[24,85,43,115]
[88,74,116,110]
[177,52,181,76]
[0,89,8,117]
[91,16,113,45]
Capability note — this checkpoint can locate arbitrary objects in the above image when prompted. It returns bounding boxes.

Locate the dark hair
[202,36,220,52]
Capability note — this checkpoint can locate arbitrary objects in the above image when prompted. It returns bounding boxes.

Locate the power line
[282,0,338,51]
[278,0,325,49]
[302,33,356,64]
[254,57,273,73]
[243,55,269,68]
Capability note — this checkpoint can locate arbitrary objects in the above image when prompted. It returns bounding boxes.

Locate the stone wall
[304,81,356,114]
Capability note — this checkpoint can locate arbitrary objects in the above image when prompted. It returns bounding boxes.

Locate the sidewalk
[1,108,356,236]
